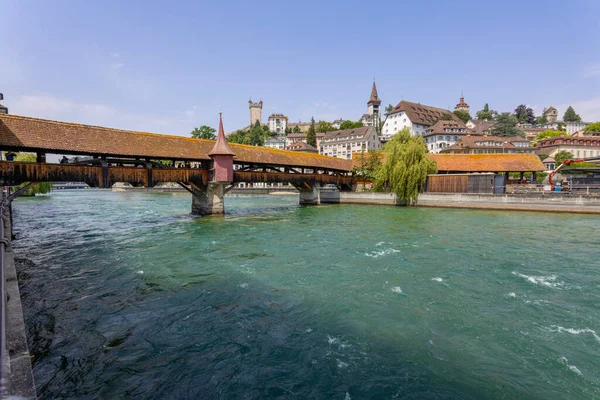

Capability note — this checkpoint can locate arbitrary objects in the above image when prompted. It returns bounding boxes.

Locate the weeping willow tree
[373,128,437,205]
[14,153,53,196]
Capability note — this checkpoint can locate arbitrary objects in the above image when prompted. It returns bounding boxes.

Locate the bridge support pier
[191,182,226,216]
[298,184,320,206]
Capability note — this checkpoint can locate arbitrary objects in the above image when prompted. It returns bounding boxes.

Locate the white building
[264,136,286,150]
[320,126,382,160]
[423,120,469,153]
[566,121,590,135]
[332,119,343,129]
[268,114,288,135]
[382,100,461,141]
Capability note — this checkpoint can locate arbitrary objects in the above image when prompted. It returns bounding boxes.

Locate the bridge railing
[234,171,354,186]
[0,162,211,189]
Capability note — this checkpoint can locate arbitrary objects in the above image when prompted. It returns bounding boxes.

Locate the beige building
[536,131,600,159]
[442,134,536,154]
[320,126,382,159]
[543,106,558,123]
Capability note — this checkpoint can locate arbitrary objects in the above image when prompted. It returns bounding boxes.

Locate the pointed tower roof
[208,113,236,157]
[368,81,381,105]
[455,90,469,109]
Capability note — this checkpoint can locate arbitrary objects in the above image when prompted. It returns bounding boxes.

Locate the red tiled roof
[426,120,467,134]
[430,154,545,172]
[286,141,318,152]
[390,101,461,126]
[0,114,352,171]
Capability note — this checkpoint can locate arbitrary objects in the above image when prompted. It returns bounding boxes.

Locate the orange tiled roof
[0,114,352,171]
[430,154,545,172]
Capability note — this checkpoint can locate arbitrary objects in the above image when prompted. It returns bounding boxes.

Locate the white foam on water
[305,328,313,333]
[327,335,340,345]
[239,283,248,289]
[559,356,583,376]
[336,359,349,369]
[550,326,600,344]
[507,292,516,298]
[375,241,386,247]
[512,272,564,288]
[365,248,401,258]
[136,270,144,274]
[391,286,403,294]
[432,277,443,282]
[569,365,582,375]
[345,392,351,400]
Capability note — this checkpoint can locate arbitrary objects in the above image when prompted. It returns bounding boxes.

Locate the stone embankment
[319,189,600,214]
[2,204,36,398]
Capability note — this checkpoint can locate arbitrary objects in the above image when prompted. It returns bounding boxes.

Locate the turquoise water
[12,190,600,399]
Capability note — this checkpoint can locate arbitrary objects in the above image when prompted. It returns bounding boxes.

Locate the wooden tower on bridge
[191,113,236,216]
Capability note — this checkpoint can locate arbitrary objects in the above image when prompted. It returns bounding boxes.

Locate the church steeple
[367,80,382,132]
[368,81,381,105]
[454,90,470,113]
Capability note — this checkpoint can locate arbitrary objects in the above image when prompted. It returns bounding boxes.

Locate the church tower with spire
[367,81,382,132]
[454,91,470,113]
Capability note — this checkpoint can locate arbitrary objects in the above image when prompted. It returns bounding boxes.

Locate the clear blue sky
[1,0,599,135]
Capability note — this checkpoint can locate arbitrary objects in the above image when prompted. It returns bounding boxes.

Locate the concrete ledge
[320,190,405,206]
[418,193,600,214]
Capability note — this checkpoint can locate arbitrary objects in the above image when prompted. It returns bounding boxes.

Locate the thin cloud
[11,94,204,136]
[110,52,120,58]
[583,64,600,78]
[111,63,125,70]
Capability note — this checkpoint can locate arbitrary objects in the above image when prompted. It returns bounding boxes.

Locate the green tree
[315,120,335,133]
[534,114,548,125]
[514,104,535,124]
[585,122,600,132]
[292,124,302,133]
[554,150,574,165]
[190,125,216,140]
[339,120,364,130]
[538,153,550,162]
[227,130,248,144]
[307,117,317,147]
[535,129,564,142]
[563,106,582,122]
[490,113,525,137]
[439,113,453,121]
[476,103,498,121]
[352,150,382,189]
[384,104,394,117]
[453,110,471,123]
[373,128,437,205]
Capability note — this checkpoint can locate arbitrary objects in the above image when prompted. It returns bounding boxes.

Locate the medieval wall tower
[248,98,263,126]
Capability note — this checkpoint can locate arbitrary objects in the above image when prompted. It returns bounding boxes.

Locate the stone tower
[367,81,381,132]
[454,91,470,113]
[248,98,263,126]
[544,106,558,123]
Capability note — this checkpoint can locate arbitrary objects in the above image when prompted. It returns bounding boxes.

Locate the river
[12,190,600,399]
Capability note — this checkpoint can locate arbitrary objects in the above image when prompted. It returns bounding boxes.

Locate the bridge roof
[0,114,352,171]
[430,154,545,172]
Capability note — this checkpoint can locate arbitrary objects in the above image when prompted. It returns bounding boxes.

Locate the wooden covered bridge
[0,113,354,215]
